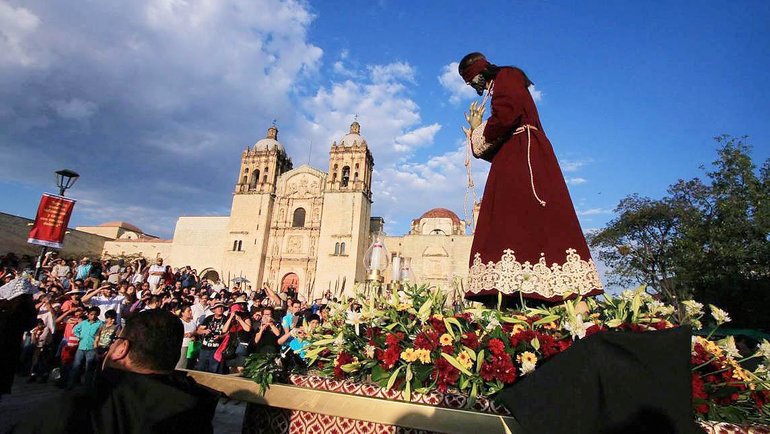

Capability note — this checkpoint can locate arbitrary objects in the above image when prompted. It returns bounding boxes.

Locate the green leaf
[404,364,413,401]
[441,353,472,376]
[532,314,560,326]
[475,349,485,373]
[443,318,456,339]
[606,318,623,328]
[386,365,404,391]
[531,337,540,351]
[417,298,433,320]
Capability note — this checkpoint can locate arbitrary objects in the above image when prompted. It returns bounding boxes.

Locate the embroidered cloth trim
[468,248,603,298]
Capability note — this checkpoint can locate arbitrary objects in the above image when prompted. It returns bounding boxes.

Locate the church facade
[96,122,475,299]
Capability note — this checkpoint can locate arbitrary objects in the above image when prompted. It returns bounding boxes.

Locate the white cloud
[577,208,612,216]
[394,124,441,152]
[0,0,325,237]
[528,84,543,102]
[438,62,476,104]
[566,177,587,185]
[560,158,592,173]
[0,2,40,67]
[369,62,415,83]
[297,60,438,167]
[374,142,490,234]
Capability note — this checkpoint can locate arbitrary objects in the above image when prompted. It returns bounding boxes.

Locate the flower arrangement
[246,284,770,425]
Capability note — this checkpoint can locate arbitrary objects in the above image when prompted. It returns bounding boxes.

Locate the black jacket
[11,368,218,434]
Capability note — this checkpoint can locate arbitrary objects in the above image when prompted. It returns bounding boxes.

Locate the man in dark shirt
[252,306,282,354]
[12,310,218,434]
[195,302,228,373]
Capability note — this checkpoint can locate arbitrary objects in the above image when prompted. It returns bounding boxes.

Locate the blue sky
[1,0,768,240]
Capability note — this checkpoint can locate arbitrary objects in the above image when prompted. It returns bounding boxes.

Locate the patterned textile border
[288,374,511,415]
[240,374,769,434]
[698,421,770,434]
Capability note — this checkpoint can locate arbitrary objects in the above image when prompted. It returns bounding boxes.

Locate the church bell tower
[315,121,374,296]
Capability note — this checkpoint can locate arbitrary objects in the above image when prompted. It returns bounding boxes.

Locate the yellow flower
[543,321,558,331]
[415,349,432,364]
[511,324,526,335]
[432,314,444,320]
[439,333,453,346]
[400,348,417,363]
[397,303,411,312]
[456,351,473,370]
[517,351,538,365]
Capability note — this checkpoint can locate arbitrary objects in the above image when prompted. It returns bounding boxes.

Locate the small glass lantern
[364,234,389,283]
[399,256,415,283]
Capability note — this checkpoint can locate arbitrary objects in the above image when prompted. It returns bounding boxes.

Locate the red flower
[429,316,447,334]
[432,357,460,393]
[480,353,517,384]
[751,390,770,409]
[461,332,480,350]
[365,326,382,340]
[414,330,439,351]
[509,329,536,348]
[487,338,506,356]
[334,352,354,379]
[385,332,405,347]
[691,373,709,415]
[585,325,605,337]
[441,345,454,354]
[536,332,564,359]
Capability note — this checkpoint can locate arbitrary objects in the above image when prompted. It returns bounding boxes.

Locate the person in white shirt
[191,293,212,326]
[177,305,197,369]
[146,258,166,293]
[82,284,126,323]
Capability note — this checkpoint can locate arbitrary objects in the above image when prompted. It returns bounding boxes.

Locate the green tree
[590,136,770,329]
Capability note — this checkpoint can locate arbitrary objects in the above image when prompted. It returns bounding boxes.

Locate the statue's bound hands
[463,101,485,138]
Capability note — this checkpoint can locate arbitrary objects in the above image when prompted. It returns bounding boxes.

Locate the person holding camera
[253,306,282,354]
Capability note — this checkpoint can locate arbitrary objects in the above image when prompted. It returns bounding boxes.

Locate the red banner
[27,193,77,249]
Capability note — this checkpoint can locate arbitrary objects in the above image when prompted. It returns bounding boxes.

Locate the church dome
[339,121,367,147]
[418,208,462,225]
[253,125,285,152]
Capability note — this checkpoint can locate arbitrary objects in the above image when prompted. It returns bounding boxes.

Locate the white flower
[646,300,676,316]
[364,344,376,359]
[682,300,704,318]
[719,336,741,359]
[485,317,501,331]
[334,333,345,348]
[757,340,770,361]
[756,364,769,380]
[519,360,537,376]
[563,314,593,340]
[709,305,731,325]
[619,290,635,302]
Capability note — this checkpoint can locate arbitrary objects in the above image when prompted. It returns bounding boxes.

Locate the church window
[354,172,359,182]
[340,242,346,255]
[341,166,350,187]
[251,170,260,187]
[332,172,337,183]
[334,242,340,255]
[233,240,243,251]
[292,207,306,227]
[241,176,247,185]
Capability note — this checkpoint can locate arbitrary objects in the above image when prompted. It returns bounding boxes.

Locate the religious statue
[459,52,603,306]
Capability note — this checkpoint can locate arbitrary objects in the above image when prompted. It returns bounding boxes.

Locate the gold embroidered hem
[468,248,603,299]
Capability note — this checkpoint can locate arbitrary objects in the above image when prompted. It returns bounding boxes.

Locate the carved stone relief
[287,236,302,254]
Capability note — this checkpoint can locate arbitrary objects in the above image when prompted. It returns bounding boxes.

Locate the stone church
[93,122,475,298]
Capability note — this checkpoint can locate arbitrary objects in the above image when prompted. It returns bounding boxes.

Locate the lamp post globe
[55,169,80,196]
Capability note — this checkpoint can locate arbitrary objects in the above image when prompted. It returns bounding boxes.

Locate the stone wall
[0,211,110,259]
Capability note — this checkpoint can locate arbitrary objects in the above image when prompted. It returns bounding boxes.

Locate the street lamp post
[34,169,80,280]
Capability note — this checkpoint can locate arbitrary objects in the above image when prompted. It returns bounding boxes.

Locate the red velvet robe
[466,67,603,303]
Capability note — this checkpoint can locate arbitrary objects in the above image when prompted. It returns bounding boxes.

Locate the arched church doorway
[200,269,220,283]
[281,272,299,295]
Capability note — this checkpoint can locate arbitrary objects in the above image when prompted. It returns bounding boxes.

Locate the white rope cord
[463,81,494,226]
[514,124,546,207]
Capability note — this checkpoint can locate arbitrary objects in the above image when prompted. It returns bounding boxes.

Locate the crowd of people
[0,251,333,396]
